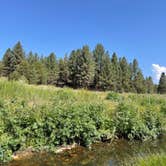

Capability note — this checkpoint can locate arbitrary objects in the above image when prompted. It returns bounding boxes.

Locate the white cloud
[152,64,166,82]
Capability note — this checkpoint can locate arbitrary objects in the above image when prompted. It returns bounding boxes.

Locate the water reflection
[8,135,166,166]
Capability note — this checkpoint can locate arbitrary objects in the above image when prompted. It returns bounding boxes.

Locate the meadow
[0,78,166,165]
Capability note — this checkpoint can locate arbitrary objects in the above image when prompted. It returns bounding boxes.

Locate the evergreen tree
[45,53,58,85]
[16,60,30,80]
[68,50,77,87]
[8,70,21,80]
[132,59,139,79]
[134,70,145,93]
[13,41,25,64]
[98,51,113,90]
[28,65,39,84]
[158,72,166,94]
[145,76,154,93]
[128,62,135,92]
[93,44,105,89]
[93,44,112,90]
[2,48,17,77]
[26,52,48,84]
[0,61,3,76]
[35,61,47,85]
[131,59,141,92]
[111,53,120,91]
[27,51,39,64]
[57,55,69,87]
[119,57,131,92]
[69,46,94,88]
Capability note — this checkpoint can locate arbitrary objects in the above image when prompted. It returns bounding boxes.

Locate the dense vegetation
[1,41,165,93]
[0,79,165,163]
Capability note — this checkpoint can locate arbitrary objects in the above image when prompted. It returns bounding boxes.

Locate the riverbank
[8,135,166,166]
[12,143,77,161]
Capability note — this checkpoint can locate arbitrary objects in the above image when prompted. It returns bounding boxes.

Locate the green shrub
[0,97,108,162]
[112,103,164,140]
[161,103,166,116]
[112,103,144,140]
[106,92,123,102]
[0,80,165,163]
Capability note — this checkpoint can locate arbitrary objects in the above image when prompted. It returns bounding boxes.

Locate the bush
[0,80,165,163]
[9,71,21,81]
[112,103,163,140]
[0,97,108,162]
[106,92,123,102]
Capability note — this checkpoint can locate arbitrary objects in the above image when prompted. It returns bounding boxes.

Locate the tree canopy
[0,41,158,93]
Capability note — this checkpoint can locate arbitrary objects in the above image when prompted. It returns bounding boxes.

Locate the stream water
[8,135,166,166]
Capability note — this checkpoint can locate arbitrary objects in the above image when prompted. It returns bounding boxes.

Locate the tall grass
[135,153,166,166]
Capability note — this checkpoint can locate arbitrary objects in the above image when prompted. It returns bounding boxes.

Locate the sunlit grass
[135,153,166,166]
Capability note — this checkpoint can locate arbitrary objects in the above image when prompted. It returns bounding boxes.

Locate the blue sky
[0,0,166,82]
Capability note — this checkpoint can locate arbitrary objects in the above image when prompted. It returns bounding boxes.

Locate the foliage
[44,53,58,85]
[0,41,157,92]
[106,91,123,102]
[68,46,94,88]
[57,56,69,87]
[158,72,166,94]
[107,93,166,140]
[93,44,113,90]
[0,79,165,163]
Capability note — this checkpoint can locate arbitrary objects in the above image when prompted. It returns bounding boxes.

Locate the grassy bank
[0,79,166,163]
[134,153,166,166]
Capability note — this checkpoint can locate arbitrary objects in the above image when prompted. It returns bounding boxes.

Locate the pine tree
[27,51,39,64]
[98,51,113,90]
[128,62,134,92]
[68,46,94,88]
[45,53,58,85]
[132,59,139,78]
[57,55,69,87]
[93,44,113,90]
[93,44,105,89]
[134,70,145,93]
[79,46,94,88]
[119,57,131,92]
[28,65,39,84]
[131,59,140,92]
[158,72,166,94]
[26,52,48,84]
[2,48,17,77]
[68,50,77,87]
[111,53,120,91]
[0,61,3,76]
[16,60,30,79]
[145,76,154,93]
[13,41,25,64]
[2,42,25,79]
[35,61,48,85]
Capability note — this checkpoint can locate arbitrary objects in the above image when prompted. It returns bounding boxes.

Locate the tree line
[0,41,165,93]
